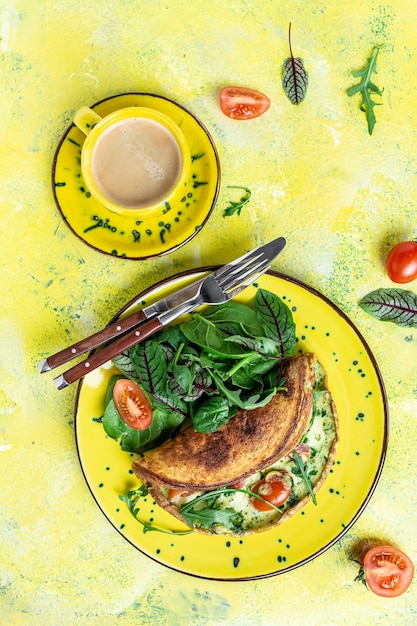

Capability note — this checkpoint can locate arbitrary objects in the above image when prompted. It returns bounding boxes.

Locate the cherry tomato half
[362,545,414,598]
[113,379,153,430]
[386,240,417,283]
[219,86,271,120]
[251,471,292,511]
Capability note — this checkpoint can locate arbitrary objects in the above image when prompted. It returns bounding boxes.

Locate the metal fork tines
[147,251,270,330]
[215,251,268,291]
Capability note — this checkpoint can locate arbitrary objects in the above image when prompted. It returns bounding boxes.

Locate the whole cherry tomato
[386,240,417,283]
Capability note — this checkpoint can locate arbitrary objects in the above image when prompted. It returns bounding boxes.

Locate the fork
[52,248,277,389]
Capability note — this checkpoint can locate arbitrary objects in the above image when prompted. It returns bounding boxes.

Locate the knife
[38,276,207,373]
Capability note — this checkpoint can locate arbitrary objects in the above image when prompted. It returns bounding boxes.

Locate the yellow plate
[75,270,388,580]
[52,93,220,259]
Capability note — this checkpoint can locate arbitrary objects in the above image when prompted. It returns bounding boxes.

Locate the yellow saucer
[52,93,220,259]
[75,270,388,580]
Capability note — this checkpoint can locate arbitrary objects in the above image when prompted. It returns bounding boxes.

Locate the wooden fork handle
[54,316,163,389]
[39,309,148,372]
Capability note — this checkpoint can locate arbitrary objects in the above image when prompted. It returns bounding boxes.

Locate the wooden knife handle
[54,316,163,389]
[41,309,148,372]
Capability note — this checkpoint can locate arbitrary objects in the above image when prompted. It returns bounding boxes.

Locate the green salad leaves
[102,289,296,454]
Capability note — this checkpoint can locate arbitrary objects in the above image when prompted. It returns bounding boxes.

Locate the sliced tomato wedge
[230,477,247,489]
[167,488,193,503]
[362,545,414,597]
[251,471,292,511]
[219,86,271,120]
[113,379,153,430]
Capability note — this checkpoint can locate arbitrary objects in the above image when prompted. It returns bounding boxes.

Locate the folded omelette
[132,353,338,535]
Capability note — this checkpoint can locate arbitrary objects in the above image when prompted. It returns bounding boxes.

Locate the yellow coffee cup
[74,106,191,216]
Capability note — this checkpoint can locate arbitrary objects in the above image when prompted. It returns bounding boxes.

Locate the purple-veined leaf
[282,22,308,105]
[131,337,167,393]
[254,288,296,357]
[359,288,417,328]
[113,350,137,378]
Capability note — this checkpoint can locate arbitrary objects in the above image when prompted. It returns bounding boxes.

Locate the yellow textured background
[0,0,416,624]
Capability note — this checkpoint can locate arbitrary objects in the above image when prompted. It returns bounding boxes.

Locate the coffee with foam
[91,117,182,209]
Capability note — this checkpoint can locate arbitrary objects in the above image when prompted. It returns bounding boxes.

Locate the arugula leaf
[223,186,251,217]
[254,289,296,357]
[181,505,242,531]
[209,369,278,410]
[359,288,417,328]
[119,488,193,535]
[292,449,317,505]
[347,45,384,135]
[179,486,286,531]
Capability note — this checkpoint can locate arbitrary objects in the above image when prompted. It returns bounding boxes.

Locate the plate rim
[51,92,221,260]
[74,268,389,580]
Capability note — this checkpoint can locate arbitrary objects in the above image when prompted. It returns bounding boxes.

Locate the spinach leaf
[103,374,124,407]
[180,315,249,357]
[102,397,126,440]
[119,404,184,453]
[255,289,296,357]
[158,324,188,349]
[171,361,193,393]
[201,300,265,337]
[225,334,280,356]
[192,396,237,433]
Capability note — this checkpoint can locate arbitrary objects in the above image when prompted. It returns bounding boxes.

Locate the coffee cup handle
[73,107,102,135]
